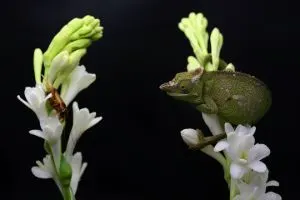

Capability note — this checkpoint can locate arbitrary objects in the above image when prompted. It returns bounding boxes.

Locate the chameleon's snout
[159,81,176,92]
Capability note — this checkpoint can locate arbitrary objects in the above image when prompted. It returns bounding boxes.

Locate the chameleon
[159,68,272,126]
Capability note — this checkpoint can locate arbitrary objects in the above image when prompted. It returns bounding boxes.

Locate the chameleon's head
[159,68,203,98]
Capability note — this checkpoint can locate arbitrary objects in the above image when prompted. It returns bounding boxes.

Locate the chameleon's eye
[178,80,192,94]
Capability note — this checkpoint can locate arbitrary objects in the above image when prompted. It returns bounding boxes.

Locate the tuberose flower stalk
[174,12,281,200]
[17,15,103,200]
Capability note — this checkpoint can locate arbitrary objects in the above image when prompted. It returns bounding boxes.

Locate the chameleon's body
[160,69,272,125]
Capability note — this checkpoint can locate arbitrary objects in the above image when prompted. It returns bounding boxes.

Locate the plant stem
[229,177,236,200]
[62,187,75,200]
[47,142,74,200]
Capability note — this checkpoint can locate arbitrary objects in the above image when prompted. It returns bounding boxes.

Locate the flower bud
[180,128,200,147]
[59,155,72,188]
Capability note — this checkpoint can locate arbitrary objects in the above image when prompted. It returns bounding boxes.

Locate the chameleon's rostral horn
[159,81,176,92]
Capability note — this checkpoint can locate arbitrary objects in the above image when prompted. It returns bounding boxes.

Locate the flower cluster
[178,12,235,72]
[181,114,281,200]
[17,15,103,199]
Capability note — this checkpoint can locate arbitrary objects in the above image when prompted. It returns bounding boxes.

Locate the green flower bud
[33,48,43,84]
[59,155,72,188]
[62,39,92,53]
[210,28,223,71]
[52,49,87,89]
[43,18,84,68]
[43,15,103,69]
[187,56,202,72]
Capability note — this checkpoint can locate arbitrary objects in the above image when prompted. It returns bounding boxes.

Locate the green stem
[62,187,75,200]
[47,141,74,200]
[223,155,231,186]
[229,177,236,200]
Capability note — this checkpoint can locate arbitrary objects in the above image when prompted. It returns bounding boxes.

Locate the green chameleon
[160,68,272,126]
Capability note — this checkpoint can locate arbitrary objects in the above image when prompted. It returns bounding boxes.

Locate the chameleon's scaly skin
[161,70,272,125]
[199,71,271,125]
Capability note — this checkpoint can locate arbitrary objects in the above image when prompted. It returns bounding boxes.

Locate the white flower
[31,155,62,191]
[214,123,270,179]
[60,65,96,106]
[17,84,51,121]
[31,155,55,179]
[234,170,281,200]
[69,152,88,194]
[181,128,200,147]
[29,114,63,170]
[29,114,63,144]
[65,102,102,157]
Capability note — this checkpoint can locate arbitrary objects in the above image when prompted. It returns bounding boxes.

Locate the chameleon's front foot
[188,129,226,150]
[196,96,218,114]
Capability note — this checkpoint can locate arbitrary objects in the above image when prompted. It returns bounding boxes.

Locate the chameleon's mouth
[166,92,189,97]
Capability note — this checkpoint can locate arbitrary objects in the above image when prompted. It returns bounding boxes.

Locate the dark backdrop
[2,0,296,199]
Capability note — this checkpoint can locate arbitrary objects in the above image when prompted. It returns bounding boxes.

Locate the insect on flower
[44,80,67,121]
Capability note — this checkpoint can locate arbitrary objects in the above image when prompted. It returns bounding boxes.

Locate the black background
[2,0,297,199]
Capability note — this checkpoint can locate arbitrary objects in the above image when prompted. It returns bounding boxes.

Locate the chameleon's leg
[195,79,218,114]
[196,95,218,114]
[189,79,205,104]
[187,129,226,151]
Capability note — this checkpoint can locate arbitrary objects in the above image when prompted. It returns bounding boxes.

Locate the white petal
[72,152,83,169]
[61,66,96,105]
[261,192,282,200]
[17,95,32,109]
[201,113,224,135]
[41,115,63,142]
[235,124,252,136]
[227,135,255,160]
[66,103,101,156]
[72,101,80,113]
[90,112,97,119]
[29,130,45,140]
[31,167,52,179]
[230,163,247,179]
[248,144,270,162]
[35,85,45,97]
[70,152,84,194]
[87,116,103,129]
[248,126,256,135]
[74,110,90,133]
[45,93,52,101]
[80,162,88,177]
[266,180,279,187]
[238,135,255,152]
[214,140,229,152]
[225,122,234,134]
[26,89,41,108]
[248,161,267,173]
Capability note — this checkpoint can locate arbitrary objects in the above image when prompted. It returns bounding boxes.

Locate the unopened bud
[180,128,201,147]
